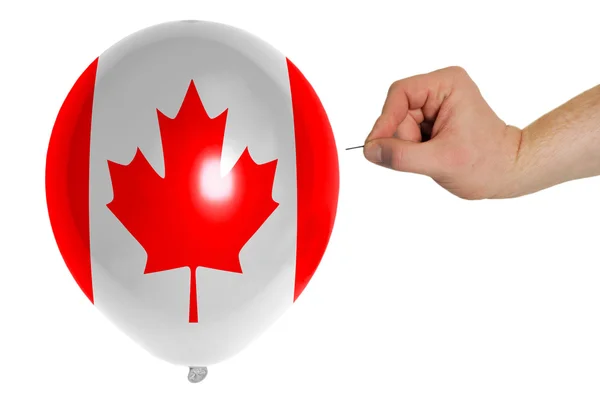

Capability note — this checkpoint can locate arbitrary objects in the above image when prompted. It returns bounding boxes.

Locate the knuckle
[447,65,468,77]
[388,80,402,94]
[390,146,405,171]
[389,78,411,95]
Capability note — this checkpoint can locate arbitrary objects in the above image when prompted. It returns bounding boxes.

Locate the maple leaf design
[106,80,279,323]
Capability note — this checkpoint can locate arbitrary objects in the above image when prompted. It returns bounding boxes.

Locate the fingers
[366,66,465,143]
[394,112,423,142]
[363,137,441,177]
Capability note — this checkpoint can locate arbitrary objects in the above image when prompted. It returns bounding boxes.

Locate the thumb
[363,138,441,177]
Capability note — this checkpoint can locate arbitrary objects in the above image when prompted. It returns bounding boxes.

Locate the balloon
[45,20,339,381]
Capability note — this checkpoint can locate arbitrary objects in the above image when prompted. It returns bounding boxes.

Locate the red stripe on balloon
[46,58,99,303]
[286,58,339,301]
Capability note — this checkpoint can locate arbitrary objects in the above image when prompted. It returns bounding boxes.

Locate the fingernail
[364,143,382,163]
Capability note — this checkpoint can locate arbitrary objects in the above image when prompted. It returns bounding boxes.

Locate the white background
[1,0,600,399]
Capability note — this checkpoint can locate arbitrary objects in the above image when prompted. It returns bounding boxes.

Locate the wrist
[487,125,529,199]
[496,122,573,199]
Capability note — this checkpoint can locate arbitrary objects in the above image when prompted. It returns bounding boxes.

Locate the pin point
[345,145,364,151]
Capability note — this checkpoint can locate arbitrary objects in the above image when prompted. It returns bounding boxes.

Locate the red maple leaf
[106,80,279,323]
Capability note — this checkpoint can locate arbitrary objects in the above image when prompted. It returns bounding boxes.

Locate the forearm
[508,85,600,197]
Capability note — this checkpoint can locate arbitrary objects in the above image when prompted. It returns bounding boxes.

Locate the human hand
[363,66,525,200]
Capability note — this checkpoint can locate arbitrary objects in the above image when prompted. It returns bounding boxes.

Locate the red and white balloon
[45,20,339,381]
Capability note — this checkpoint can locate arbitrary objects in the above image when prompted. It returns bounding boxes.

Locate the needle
[345,145,364,151]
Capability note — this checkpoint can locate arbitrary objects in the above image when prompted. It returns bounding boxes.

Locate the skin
[363,66,600,200]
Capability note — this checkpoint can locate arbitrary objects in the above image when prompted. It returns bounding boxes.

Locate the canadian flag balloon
[45,20,339,381]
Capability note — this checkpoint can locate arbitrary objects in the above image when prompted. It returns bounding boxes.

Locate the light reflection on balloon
[200,156,234,202]
[190,151,241,222]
